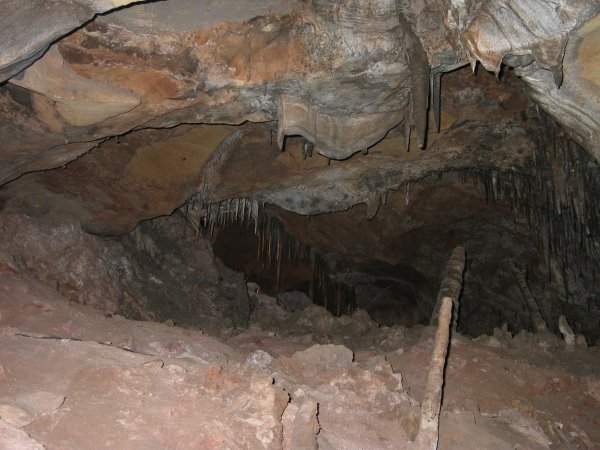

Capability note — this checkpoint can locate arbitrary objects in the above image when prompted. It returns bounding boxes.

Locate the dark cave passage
[212,218,433,328]
[0,65,598,345]
[212,222,312,297]
[3,114,595,346]
[203,125,600,345]
[2,60,597,344]
[206,182,535,335]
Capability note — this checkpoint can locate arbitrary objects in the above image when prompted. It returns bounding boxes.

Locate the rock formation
[0,1,600,448]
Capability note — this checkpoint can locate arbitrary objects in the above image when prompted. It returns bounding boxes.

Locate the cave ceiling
[0,0,599,231]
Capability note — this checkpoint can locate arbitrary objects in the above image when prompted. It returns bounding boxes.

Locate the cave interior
[0,0,600,448]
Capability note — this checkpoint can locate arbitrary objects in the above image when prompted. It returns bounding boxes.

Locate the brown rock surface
[0,1,600,448]
[1,124,233,234]
[0,240,599,448]
[0,0,595,183]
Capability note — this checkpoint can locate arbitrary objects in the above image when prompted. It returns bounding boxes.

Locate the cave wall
[205,116,600,343]
[0,0,598,184]
[0,1,599,346]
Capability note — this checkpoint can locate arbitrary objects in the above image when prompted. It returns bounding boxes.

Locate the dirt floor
[1,263,600,449]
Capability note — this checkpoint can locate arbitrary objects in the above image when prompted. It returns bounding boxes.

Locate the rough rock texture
[520,14,600,160]
[0,209,251,330]
[0,0,597,185]
[0,4,598,345]
[0,203,598,448]
[461,0,600,158]
[1,65,535,231]
[0,0,600,450]
[0,420,44,450]
[0,1,599,448]
[0,124,234,235]
[197,67,540,214]
[0,0,413,184]
[0,0,141,82]
[5,62,600,342]
[0,211,128,313]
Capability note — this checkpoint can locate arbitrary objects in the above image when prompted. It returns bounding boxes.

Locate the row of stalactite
[456,126,600,321]
[187,125,598,327]
[190,198,357,317]
[309,251,357,317]
[200,197,261,235]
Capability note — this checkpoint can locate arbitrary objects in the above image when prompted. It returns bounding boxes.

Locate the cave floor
[1,270,599,449]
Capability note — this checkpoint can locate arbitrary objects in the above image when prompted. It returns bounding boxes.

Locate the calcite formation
[0,0,597,184]
[0,0,600,343]
[2,3,600,449]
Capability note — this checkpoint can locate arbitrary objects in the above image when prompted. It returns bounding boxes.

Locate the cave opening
[189,113,600,345]
[0,64,597,347]
[201,139,600,344]
[2,68,599,346]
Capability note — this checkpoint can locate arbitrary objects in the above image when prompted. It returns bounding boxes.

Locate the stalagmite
[576,334,588,348]
[558,315,576,351]
[430,247,466,331]
[509,261,547,333]
[413,296,452,450]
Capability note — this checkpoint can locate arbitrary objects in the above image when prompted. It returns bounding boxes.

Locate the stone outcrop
[0,0,141,83]
[0,0,597,186]
[0,0,598,347]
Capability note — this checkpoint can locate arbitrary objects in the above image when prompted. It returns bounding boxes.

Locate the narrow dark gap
[213,222,312,297]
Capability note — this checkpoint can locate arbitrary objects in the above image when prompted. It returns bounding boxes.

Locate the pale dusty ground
[1,266,600,449]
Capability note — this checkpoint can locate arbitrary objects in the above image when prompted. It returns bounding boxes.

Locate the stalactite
[430,247,466,331]
[190,126,594,338]
[444,124,600,341]
[430,70,442,133]
[310,253,357,317]
[275,228,283,295]
[491,171,498,201]
[309,250,315,302]
[192,198,357,317]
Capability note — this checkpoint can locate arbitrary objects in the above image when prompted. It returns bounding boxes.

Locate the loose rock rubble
[0,208,599,449]
[1,263,598,448]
